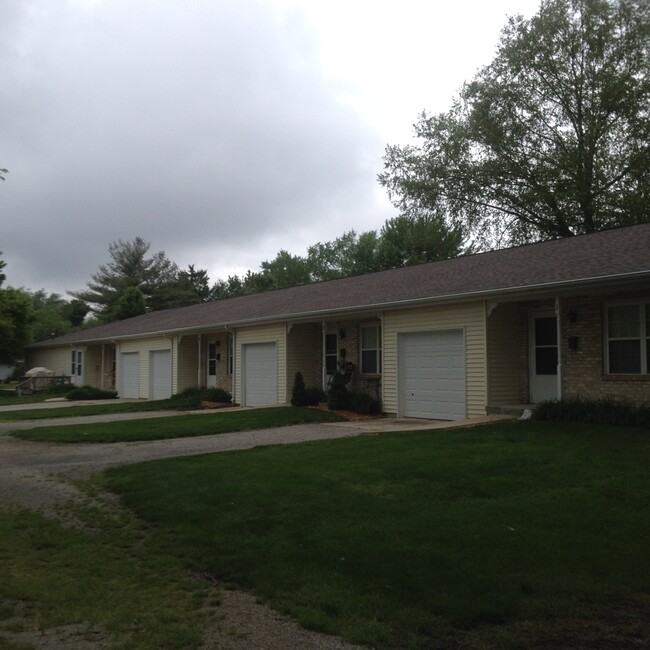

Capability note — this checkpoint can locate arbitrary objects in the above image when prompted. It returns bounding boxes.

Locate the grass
[0,399,180,422]
[101,420,650,649]
[10,407,345,443]
[0,508,214,650]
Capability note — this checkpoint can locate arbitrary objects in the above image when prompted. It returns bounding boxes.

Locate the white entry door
[529,313,558,403]
[242,342,277,406]
[70,349,83,386]
[399,330,466,420]
[207,341,218,388]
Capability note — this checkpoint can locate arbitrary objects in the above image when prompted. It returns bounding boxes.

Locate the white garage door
[242,342,277,406]
[120,352,140,399]
[150,349,172,400]
[399,330,466,420]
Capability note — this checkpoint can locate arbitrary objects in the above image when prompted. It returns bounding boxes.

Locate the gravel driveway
[0,419,371,650]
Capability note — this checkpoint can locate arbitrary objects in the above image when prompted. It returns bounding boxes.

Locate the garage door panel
[120,352,140,399]
[399,330,466,420]
[243,343,277,406]
[150,350,172,400]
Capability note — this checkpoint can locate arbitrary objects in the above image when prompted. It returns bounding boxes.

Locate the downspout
[164,334,174,396]
[555,297,562,400]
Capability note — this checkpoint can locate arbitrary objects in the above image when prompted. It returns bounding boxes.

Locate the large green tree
[28,290,89,342]
[380,0,650,245]
[71,238,179,321]
[0,255,33,364]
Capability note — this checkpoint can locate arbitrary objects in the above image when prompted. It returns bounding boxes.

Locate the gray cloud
[1,0,391,295]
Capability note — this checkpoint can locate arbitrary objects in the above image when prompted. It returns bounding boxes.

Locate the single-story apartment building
[25,224,650,419]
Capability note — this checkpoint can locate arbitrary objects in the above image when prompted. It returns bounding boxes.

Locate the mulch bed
[307,404,381,421]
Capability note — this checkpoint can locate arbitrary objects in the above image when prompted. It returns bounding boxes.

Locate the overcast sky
[1,0,540,296]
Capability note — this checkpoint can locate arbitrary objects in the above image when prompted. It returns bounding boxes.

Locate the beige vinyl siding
[486,302,522,405]
[235,324,287,405]
[286,323,321,391]
[118,336,173,399]
[383,301,487,417]
[83,346,103,388]
[24,347,71,378]
[177,335,200,393]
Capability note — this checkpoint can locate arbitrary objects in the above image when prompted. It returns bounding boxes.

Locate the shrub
[304,386,326,406]
[66,385,118,401]
[327,372,349,410]
[291,372,325,407]
[170,386,232,407]
[533,397,650,428]
[347,391,382,415]
[291,372,307,406]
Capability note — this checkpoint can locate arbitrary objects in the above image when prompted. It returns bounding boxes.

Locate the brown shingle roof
[29,223,650,348]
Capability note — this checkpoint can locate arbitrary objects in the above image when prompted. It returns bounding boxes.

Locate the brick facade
[561,291,650,404]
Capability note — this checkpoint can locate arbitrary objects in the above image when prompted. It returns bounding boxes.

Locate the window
[360,325,382,374]
[325,333,338,375]
[71,350,82,376]
[208,342,217,376]
[607,304,649,374]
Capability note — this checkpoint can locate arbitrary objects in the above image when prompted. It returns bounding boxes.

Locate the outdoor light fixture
[339,329,346,339]
[568,336,579,353]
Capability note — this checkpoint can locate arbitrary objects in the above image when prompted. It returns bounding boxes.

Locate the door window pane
[536,347,558,375]
[535,317,557,346]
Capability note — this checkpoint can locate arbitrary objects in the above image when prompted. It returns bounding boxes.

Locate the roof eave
[27,269,650,348]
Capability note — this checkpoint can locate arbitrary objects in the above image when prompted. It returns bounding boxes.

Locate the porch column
[197,334,202,387]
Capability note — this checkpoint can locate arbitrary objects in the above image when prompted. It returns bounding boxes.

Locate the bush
[170,386,232,407]
[347,391,382,415]
[533,397,650,428]
[291,372,325,407]
[327,372,349,410]
[304,386,326,406]
[291,372,307,406]
[66,385,118,401]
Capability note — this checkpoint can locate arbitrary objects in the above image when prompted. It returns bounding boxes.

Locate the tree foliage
[0,287,33,364]
[28,290,90,341]
[380,0,650,245]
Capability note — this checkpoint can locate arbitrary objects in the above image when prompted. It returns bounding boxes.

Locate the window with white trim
[360,325,382,374]
[606,303,650,374]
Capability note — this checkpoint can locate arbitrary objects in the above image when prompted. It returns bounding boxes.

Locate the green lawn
[0,399,179,422]
[103,421,650,649]
[10,407,345,442]
[0,509,213,650]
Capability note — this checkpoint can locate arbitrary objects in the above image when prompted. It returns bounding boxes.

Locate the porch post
[321,321,327,391]
[197,334,202,387]
[101,344,105,390]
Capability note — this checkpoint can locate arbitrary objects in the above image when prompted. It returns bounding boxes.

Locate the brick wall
[561,291,650,404]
